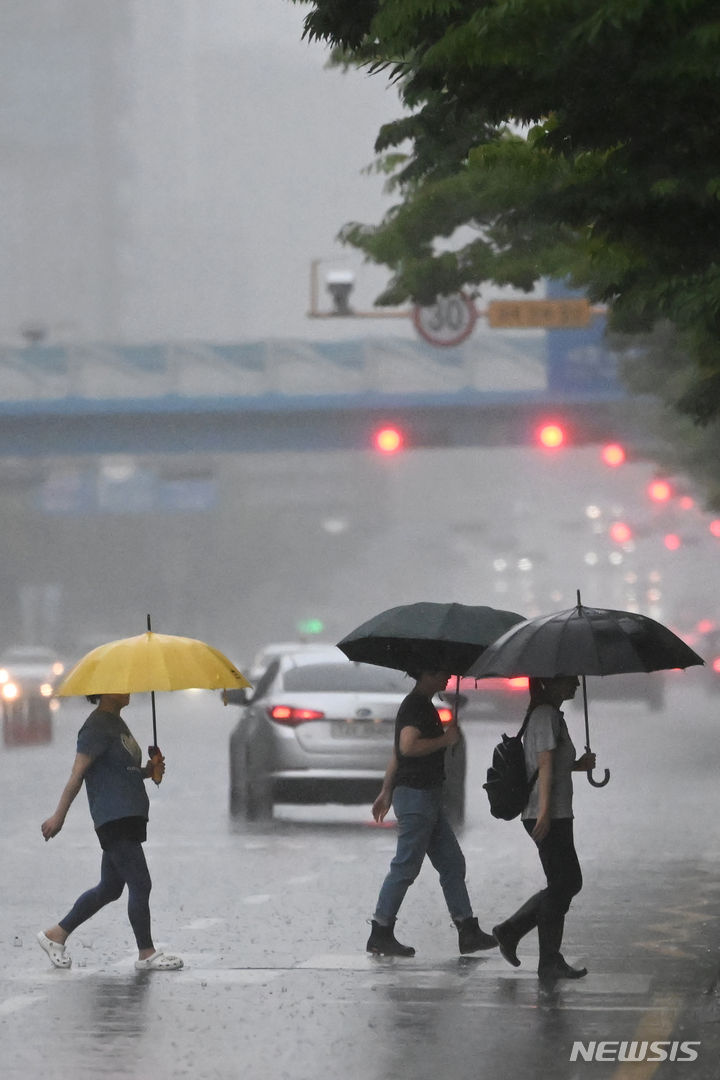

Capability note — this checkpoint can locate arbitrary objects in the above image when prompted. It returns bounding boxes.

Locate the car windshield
[282,663,411,694]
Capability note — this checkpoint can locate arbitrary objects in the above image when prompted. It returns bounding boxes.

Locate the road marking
[610,995,685,1079]
[0,994,47,1016]
[180,917,225,930]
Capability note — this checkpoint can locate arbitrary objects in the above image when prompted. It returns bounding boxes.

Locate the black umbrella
[467,591,704,786]
[338,602,525,721]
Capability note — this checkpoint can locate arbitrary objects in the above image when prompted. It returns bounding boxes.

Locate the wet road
[2,677,720,1079]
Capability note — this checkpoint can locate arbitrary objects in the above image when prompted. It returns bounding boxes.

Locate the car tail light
[437,707,453,724]
[268,705,326,726]
[508,677,529,690]
[712,657,720,675]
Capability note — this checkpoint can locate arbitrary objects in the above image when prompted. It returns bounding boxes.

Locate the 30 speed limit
[412,293,477,347]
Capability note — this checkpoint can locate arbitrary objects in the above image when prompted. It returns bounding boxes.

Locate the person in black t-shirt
[366,669,497,957]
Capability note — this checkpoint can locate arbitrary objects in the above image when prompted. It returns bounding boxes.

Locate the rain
[1,4,720,1079]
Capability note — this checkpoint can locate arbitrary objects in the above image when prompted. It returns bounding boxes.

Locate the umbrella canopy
[57,631,251,697]
[466,603,704,679]
[338,602,525,676]
[467,594,704,788]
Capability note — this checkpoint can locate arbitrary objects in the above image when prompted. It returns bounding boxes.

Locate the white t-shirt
[522,704,576,820]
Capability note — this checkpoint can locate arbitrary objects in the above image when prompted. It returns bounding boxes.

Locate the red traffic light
[648,479,672,502]
[537,422,566,449]
[373,426,404,454]
[601,443,626,467]
[609,521,632,544]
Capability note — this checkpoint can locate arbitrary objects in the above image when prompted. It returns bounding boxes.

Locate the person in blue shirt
[37,692,182,971]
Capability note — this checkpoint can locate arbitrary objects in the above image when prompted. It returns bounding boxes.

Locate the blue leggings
[59,838,153,950]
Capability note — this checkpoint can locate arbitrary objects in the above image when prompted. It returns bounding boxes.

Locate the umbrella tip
[576,589,582,608]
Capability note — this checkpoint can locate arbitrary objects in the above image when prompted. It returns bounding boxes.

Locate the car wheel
[444,779,466,831]
[229,746,273,822]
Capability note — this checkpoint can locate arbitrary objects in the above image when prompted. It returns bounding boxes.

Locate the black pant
[500,818,582,968]
[525,817,582,922]
[58,837,153,950]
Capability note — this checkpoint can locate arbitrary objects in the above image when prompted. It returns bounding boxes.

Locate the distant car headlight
[40,683,54,697]
[2,681,19,701]
[51,661,65,677]
[0,668,8,684]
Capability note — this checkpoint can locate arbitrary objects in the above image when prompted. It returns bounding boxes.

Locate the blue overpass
[0,335,642,457]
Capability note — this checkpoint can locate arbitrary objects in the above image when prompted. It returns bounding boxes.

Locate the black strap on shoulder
[518,704,539,791]
[517,703,535,739]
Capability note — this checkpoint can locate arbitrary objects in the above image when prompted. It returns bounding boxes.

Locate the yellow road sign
[487,298,592,329]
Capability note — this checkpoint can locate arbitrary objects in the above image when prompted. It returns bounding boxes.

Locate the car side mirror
[222,687,249,706]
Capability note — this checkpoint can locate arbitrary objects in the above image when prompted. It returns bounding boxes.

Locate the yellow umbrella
[57,619,251,783]
[57,632,250,697]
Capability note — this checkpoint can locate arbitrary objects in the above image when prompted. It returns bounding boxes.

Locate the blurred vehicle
[692,627,720,694]
[443,675,530,720]
[568,672,665,712]
[228,646,466,826]
[245,640,336,685]
[455,670,664,716]
[0,645,66,746]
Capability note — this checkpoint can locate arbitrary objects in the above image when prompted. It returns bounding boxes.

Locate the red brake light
[508,677,529,690]
[437,707,453,724]
[712,658,720,675]
[268,705,325,725]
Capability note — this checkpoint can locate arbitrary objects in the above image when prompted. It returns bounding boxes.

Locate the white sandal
[37,930,72,969]
[134,950,183,971]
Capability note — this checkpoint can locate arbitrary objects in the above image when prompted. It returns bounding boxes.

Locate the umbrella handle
[587,765,610,788]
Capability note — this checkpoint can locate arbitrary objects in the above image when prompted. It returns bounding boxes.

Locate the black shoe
[366,920,415,957]
[455,917,497,955]
[538,957,588,982]
[492,923,521,967]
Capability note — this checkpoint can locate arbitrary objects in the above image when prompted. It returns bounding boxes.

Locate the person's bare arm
[41,752,93,840]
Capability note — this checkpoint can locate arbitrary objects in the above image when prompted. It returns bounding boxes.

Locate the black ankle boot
[366,919,415,957]
[493,891,542,968]
[454,916,497,954]
[538,956,588,982]
[492,922,521,967]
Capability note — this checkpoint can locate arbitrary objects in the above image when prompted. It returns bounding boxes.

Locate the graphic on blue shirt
[76,709,150,829]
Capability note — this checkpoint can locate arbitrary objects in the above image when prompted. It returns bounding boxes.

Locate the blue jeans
[374,785,473,924]
[59,838,153,950]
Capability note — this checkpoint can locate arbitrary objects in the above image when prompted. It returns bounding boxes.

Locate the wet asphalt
[2,678,720,1080]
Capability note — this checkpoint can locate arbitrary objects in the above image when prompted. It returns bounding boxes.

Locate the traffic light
[536,422,566,449]
[663,533,682,551]
[601,443,626,467]
[609,521,633,544]
[648,479,672,502]
[373,426,404,454]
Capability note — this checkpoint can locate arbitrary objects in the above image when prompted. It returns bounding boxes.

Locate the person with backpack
[491,676,595,983]
[366,667,497,958]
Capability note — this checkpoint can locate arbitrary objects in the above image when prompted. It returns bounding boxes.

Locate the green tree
[296,0,720,424]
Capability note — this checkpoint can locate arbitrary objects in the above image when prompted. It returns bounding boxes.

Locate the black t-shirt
[394,691,446,789]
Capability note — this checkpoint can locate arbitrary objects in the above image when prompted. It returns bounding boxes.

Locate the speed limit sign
[412,293,477,347]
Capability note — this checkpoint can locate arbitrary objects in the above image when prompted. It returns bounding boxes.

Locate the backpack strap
[517,704,539,792]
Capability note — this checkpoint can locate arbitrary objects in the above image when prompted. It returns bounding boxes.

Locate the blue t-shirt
[76,709,150,830]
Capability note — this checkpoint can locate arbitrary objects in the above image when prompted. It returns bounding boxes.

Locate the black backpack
[483,708,538,821]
